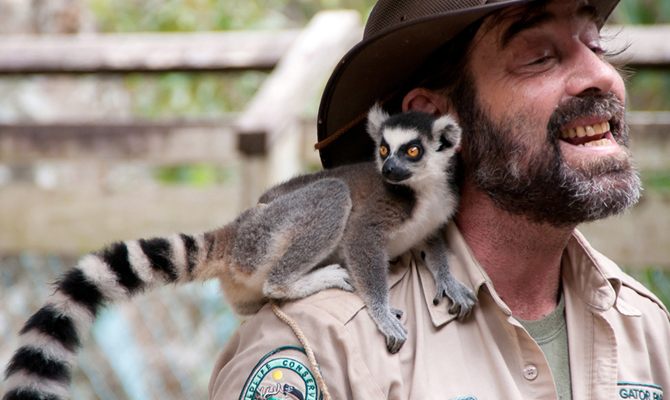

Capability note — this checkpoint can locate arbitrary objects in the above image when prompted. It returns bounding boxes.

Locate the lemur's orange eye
[407,146,420,157]
[380,146,388,157]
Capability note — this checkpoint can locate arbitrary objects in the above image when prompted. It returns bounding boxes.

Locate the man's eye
[522,46,558,68]
[528,55,553,66]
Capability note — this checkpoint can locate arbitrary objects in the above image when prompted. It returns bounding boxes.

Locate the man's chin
[552,160,641,225]
[558,134,627,169]
[478,150,641,228]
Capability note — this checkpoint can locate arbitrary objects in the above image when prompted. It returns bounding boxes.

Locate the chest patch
[240,346,322,400]
[617,382,663,400]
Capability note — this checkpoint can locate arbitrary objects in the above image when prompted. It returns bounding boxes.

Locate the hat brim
[317,0,532,168]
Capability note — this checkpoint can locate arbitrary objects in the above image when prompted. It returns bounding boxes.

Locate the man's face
[456,0,641,227]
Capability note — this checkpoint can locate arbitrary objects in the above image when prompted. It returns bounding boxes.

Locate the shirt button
[523,365,538,380]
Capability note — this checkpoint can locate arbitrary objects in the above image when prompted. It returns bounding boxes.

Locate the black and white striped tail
[3,233,206,400]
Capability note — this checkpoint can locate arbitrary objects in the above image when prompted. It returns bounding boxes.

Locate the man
[210,0,670,399]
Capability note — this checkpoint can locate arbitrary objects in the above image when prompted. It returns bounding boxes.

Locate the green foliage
[87,0,277,32]
[154,164,238,186]
[84,0,668,32]
[640,170,670,194]
[626,268,670,310]
[626,70,670,111]
[85,0,375,117]
[85,0,376,32]
[612,0,670,24]
[611,0,670,112]
[125,71,267,118]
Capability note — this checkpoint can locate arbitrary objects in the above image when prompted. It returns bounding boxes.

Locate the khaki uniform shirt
[209,225,670,400]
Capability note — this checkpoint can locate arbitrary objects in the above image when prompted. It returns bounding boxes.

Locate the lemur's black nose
[382,158,412,183]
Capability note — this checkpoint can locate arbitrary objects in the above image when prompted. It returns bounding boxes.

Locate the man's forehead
[483,0,602,48]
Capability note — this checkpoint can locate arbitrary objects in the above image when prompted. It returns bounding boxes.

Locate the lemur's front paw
[389,306,404,319]
[370,307,408,354]
[434,278,477,320]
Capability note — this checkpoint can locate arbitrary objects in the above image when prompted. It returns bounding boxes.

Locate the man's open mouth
[559,121,613,147]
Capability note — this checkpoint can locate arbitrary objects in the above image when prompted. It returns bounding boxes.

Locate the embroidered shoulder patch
[240,346,322,400]
[618,382,663,400]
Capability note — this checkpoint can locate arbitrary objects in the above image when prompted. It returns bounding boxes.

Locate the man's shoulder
[210,290,393,400]
[584,239,670,320]
[225,289,374,355]
[572,230,669,319]
[278,288,367,325]
[615,269,670,320]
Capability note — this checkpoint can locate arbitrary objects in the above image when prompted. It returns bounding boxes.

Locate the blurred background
[0,0,668,399]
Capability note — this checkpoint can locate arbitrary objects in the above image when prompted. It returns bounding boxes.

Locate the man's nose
[565,45,619,98]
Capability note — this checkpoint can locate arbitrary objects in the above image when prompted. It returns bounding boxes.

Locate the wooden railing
[0,30,301,73]
[603,25,670,69]
[0,20,669,268]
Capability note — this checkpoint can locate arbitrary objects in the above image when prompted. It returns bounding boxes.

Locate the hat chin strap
[315,89,400,151]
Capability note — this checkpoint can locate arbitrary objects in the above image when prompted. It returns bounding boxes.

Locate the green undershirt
[517,294,572,400]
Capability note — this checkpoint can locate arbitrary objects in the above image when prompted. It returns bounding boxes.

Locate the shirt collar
[564,230,641,317]
[562,230,617,312]
[415,224,634,328]
[411,223,499,327]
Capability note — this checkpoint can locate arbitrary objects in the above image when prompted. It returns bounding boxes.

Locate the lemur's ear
[367,103,390,142]
[433,115,461,151]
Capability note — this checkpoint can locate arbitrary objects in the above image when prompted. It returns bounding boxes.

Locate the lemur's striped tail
[3,233,208,400]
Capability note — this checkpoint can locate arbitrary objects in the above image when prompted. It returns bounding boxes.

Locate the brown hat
[316,0,621,168]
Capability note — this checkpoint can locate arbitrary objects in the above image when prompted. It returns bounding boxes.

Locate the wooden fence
[0,21,669,266]
[1,16,670,400]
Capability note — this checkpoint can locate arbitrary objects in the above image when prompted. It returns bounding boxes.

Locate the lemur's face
[368,109,460,187]
[377,127,429,184]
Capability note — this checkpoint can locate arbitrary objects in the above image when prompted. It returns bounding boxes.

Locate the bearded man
[210,0,670,399]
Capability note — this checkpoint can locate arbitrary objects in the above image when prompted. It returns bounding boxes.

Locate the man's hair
[414,20,483,102]
[376,18,480,118]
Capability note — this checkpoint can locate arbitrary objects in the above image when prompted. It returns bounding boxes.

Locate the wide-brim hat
[316,0,621,168]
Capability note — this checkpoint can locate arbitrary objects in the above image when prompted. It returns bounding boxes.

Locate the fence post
[235,10,362,207]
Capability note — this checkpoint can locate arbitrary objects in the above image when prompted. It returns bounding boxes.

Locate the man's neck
[454,183,575,320]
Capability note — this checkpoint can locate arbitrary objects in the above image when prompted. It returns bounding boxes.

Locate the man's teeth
[578,138,613,147]
[560,121,610,139]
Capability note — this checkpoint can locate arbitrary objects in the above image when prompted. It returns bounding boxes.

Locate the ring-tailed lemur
[3,105,476,400]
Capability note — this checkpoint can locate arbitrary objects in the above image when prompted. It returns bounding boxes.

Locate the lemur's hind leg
[266,262,353,301]
[233,178,353,300]
[421,229,477,320]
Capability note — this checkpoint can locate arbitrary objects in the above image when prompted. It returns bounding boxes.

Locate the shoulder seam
[619,280,670,321]
[295,290,367,325]
[343,304,367,325]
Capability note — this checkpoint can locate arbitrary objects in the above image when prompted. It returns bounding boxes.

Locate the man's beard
[454,77,641,228]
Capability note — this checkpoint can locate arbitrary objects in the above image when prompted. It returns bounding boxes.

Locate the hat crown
[364,0,486,39]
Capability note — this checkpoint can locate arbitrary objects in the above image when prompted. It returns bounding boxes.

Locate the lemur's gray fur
[3,105,476,400]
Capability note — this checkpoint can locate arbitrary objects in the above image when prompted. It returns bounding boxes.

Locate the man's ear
[402,88,456,121]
